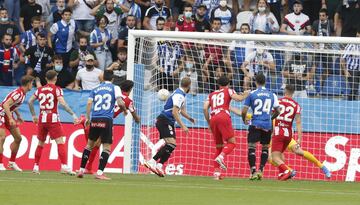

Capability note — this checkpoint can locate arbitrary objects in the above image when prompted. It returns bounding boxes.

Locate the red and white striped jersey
[0,87,26,116]
[113,92,135,118]
[34,84,63,123]
[207,87,235,116]
[274,96,301,128]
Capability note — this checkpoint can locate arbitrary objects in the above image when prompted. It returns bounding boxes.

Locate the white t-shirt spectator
[72,0,95,20]
[249,12,279,34]
[76,67,102,90]
[283,12,310,34]
[144,5,171,30]
[244,50,274,76]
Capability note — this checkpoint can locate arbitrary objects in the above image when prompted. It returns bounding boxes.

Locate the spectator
[90,16,115,70]
[267,0,281,25]
[136,0,151,23]
[194,4,211,32]
[283,52,316,98]
[52,54,75,89]
[0,7,20,46]
[179,54,198,95]
[241,48,275,91]
[106,47,127,86]
[0,33,21,86]
[48,8,79,69]
[175,3,196,32]
[69,36,98,73]
[312,8,335,86]
[75,54,102,90]
[210,17,222,33]
[334,0,360,37]
[20,16,42,53]
[118,15,136,48]
[143,0,172,30]
[341,30,360,101]
[47,0,65,26]
[210,0,236,33]
[194,0,220,20]
[68,0,97,35]
[3,0,20,23]
[20,0,42,32]
[249,0,279,34]
[24,32,54,87]
[155,16,166,31]
[91,0,123,39]
[228,23,254,92]
[302,0,326,25]
[280,0,311,35]
[116,0,142,29]
[36,0,51,20]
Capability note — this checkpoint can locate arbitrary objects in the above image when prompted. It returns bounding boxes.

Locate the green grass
[0,171,359,205]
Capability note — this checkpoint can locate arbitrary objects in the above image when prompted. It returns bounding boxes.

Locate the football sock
[278,164,288,173]
[34,145,44,165]
[80,148,92,169]
[9,142,18,162]
[153,145,167,161]
[86,145,99,170]
[221,143,236,157]
[214,147,222,169]
[259,147,269,172]
[0,153,3,163]
[303,151,323,168]
[57,144,67,164]
[248,148,256,174]
[268,158,278,167]
[159,143,176,164]
[98,150,110,172]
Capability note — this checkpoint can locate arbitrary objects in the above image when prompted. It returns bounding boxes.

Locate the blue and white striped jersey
[160,88,187,125]
[342,44,360,71]
[157,42,183,76]
[50,19,77,53]
[244,87,279,130]
[21,30,36,50]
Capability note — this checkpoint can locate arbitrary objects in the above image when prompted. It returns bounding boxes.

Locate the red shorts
[37,122,65,141]
[271,126,293,153]
[209,112,234,145]
[0,114,19,130]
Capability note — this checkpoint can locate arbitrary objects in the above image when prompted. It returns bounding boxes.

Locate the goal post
[124,30,360,181]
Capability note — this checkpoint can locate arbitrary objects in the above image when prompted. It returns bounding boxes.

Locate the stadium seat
[321,75,347,97]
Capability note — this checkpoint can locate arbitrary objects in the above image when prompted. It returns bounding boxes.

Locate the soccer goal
[124,30,360,182]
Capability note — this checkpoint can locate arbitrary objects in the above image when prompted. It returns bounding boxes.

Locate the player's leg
[271,134,292,180]
[8,127,23,171]
[85,137,100,174]
[257,130,272,180]
[0,127,6,171]
[248,126,260,180]
[210,117,224,180]
[289,142,331,178]
[154,137,176,177]
[33,122,48,174]
[94,118,113,180]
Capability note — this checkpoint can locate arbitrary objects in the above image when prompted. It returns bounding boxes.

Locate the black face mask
[86,65,93,70]
[33,28,40,33]
[80,46,87,51]
[294,55,301,61]
[155,3,163,8]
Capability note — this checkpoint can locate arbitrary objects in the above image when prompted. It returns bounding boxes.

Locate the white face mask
[184,11,192,18]
[219,1,227,7]
[258,7,266,12]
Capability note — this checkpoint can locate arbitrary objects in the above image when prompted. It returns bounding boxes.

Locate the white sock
[79,168,85,172]
[97,170,103,175]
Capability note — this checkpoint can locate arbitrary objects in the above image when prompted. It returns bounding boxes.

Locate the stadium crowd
[0,0,359,100]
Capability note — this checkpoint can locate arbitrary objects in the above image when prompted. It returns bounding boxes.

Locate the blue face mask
[185,62,193,69]
[54,65,63,72]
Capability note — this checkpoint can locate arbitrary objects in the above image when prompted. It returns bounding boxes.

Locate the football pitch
[0,171,359,205]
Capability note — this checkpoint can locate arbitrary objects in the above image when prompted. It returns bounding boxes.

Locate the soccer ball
[158,89,170,101]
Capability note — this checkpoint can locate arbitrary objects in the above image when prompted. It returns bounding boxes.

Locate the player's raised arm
[180,105,195,124]
[28,94,38,123]
[271,93,281,120]
[203,99,211,126]
[231,90,251,102]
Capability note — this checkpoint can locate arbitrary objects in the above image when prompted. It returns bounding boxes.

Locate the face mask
[184,11,192,18]
[80,45,87,51]
[54,65,63,72]
[155,3,163,8]
[1,17,8,22]
[258,7,266,12]
[4,44,11,49]
[197,13,205,18]
[33,28,40,33]
[219,1,227,7]
[294,55,301,61]
[58,7,64,12]
[185,62,193,69]
[86,64,93,70]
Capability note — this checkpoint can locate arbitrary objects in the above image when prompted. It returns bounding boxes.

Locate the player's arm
[173,106,188,134]
[203,100,211,126]
[130,111,141,124]
[2,98,16,126]
[13,109,24,124]
[28,94,38,123]
[180,105,195,124]
[85,98,93,126]
[241,106,249,124]
[58,96,78,123]
[271,94,281,120]
[231,90,250,102]
[295,113,302,145]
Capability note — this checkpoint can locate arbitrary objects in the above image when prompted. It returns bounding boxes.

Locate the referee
[341,29,360,101]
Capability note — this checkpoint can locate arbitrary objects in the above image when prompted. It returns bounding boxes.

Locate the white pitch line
[0,177,358,197]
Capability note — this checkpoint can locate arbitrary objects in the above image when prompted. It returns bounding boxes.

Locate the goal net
[124,31,360,182]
